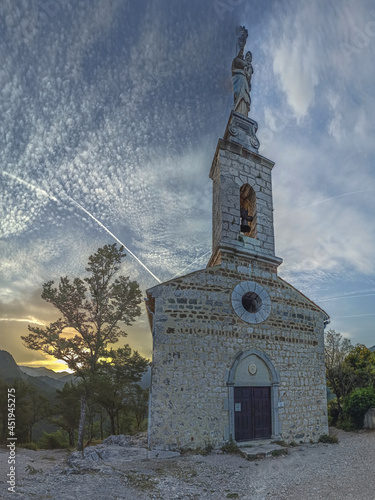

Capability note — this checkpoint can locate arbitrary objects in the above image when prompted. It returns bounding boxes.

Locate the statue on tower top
[232,26,253,116]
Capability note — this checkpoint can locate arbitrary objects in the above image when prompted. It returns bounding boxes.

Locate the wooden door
[234,386,271,441]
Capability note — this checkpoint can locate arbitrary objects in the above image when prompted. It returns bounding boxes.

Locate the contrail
[275,189,374,219]
[62,194,161,283]
[3,171,58,202]
[1,171,161,283]
[319,292,375,302]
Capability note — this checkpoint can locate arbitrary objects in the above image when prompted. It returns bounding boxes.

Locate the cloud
[1,0,374,362]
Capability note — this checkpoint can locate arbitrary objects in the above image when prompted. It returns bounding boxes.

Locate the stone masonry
[146,110,329,451]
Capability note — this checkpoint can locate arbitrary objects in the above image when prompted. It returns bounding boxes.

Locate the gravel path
[1,429,374,499]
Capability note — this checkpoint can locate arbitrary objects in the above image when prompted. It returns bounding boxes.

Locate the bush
[327,398,340,426]
[39,430,69,449]
[336,418,355,432]
[318,434,339,444]
[221,437,241,455]
[343,386,375,429]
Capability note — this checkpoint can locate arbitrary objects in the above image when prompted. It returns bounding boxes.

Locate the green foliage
[92,347,149,435]
[318,434,339,444]
[21,243,143,451]
[221,437,241,454]
[22,243,143,376]
[343,386,375,429]
[26,386,51,442]
[52,381,82,446]
[271,448,288,456]
[327,398,340,426]
[325,331,375,431]
[0,379,50,444]
[39,430,69,449]
[343,345,375,388]
[336,418,355,432]
[271,439,288,447]
[127,385,149,431]
[324,330,354,414]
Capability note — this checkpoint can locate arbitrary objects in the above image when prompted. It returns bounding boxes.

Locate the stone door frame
[227,348,281,441]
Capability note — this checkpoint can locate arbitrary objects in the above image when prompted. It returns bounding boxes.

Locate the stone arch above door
[227,348,281,441]
[228,348,280,386]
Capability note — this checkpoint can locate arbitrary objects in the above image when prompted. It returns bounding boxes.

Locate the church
[146,27,329,450]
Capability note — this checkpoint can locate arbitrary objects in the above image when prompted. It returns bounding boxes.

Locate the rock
[147,450,180,459]
[238,443,288,460]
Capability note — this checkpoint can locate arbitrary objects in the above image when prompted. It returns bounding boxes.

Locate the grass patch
[271,448,288,457]
[271,440,288,447]
[318,434,339,444]
[221,438,241,455]
[226,494,239,499]
[125,472,158,491]
[245,453,266,462]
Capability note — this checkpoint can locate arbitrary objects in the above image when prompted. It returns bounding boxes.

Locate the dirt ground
[1,429,375,499]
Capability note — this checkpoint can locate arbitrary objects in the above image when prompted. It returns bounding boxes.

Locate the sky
[0,0,374,371]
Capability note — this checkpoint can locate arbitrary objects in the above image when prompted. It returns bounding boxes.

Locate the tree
[324,329,354,414]
[22,244,143,450]
[128,385,149,431]
[0,379,9,443]
[93,346,149,435]
[343,344,375,389]
[52,381,82,447]
[26,387,51,442]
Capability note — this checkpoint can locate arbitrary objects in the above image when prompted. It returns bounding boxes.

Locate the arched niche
[227,348,281,441]
[240,183,257,238]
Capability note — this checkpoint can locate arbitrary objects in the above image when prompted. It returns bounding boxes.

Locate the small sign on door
[235,403,241,412]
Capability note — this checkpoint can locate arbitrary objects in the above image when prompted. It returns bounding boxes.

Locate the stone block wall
[147,254,329,450]
[210,140,277,262]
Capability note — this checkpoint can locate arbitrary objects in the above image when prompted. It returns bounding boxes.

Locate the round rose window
[231,281,271,324]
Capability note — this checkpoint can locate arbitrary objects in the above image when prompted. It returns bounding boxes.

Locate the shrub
[327,398,340,426]
[221,437,241,455]
[318,434,339,444]
[343,386,375,429]
[271,448,288,457]
[271,439,288,447]
[336,418,355,432]
[39,430,69,449]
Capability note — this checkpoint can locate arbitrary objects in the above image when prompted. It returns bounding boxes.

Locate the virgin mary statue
[231,48,253,116]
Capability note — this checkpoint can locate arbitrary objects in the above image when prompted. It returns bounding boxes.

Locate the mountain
[0,350,28,381]
[19,365,73,380]
[0,350,65,396]
[370,345,375,352]
[0,349,150,392]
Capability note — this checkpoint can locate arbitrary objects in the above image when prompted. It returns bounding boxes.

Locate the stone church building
[146,29,329,450]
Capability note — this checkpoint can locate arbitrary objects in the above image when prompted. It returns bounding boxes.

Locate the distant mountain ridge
[370,345,375,352]
[19,365,73,381]
[0,350,59,395]
[0,350,151,390]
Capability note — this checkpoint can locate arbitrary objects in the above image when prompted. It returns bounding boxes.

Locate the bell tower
[208,27,282,269]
